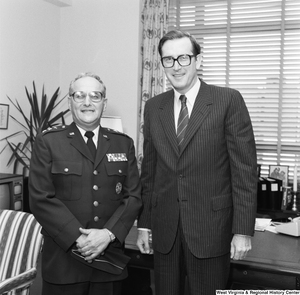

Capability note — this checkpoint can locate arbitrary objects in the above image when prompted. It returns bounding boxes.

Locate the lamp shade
[101,116,123,132]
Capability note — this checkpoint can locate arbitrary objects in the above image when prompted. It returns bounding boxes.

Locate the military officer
[29,72,142,295]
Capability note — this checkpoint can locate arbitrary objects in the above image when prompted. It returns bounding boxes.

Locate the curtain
[137,0,169,170]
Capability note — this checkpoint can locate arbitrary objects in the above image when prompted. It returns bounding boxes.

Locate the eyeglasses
[161,54,196,68]
[71,91,104,103]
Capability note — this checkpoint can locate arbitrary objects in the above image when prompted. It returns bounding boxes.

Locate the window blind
[168,0,300,185]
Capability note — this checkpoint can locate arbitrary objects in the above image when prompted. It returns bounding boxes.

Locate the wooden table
[229,230,300,289]
[125,226,300,290]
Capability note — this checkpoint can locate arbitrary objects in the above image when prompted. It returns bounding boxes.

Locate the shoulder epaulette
[103,127,130,138]
[42,125,68,135]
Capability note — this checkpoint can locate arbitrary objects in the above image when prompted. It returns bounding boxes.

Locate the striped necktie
[85,131,96,159]
[177,95,189,151]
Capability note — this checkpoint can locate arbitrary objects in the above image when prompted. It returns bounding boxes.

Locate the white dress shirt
[173,79,201,131]
[77,125,100,148]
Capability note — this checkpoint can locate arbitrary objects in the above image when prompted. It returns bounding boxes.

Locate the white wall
[0,0,141,174]
[59,0,141,140]
[0,0,61,173]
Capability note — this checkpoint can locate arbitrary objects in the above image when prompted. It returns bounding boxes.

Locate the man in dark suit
[29,72,142,295]
[137,30,257,294]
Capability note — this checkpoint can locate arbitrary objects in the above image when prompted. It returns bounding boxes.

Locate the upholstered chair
[0,209,43,295]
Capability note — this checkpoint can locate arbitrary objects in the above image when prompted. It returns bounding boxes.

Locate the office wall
[59,0,141,141]
[0,0,141,174]
[0,0,61,173]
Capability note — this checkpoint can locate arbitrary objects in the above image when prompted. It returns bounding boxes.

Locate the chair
[0,210,43,295]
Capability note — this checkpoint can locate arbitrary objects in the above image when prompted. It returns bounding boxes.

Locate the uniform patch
[42,125,66,134]
[116,182,122,194]
[106,153,128,162]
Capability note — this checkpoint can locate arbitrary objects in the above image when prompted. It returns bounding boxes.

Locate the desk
[125,226,300,290]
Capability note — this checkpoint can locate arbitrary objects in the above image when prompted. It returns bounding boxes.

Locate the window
[168,0,300,184]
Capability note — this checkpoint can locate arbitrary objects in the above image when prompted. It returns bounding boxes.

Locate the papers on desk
[255,218,271,231]
[265,223,278,234]
[255,218,288,234]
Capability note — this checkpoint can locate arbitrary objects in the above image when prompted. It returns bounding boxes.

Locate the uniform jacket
[29,122,142,284]
[138,80,257,258]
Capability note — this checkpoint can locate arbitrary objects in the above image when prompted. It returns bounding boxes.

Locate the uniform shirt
[77,125,100,148]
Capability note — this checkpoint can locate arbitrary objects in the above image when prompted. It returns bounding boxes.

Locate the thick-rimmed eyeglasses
[71,91,104,103]
[161,54,196,68]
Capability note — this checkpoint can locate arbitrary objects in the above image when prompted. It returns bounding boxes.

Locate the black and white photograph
[269,165,289,186]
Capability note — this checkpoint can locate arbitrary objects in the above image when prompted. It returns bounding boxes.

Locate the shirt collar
[173,79,201,104]
[77,125,100,143]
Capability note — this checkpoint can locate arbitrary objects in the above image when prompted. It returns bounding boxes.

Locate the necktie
[85,131,96,159]
[177,95,189,150]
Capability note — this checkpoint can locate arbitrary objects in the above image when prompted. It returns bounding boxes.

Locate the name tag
[106,153,128,162]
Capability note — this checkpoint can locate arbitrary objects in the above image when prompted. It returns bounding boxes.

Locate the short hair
[158,30,201,57]
[69,72,106,98]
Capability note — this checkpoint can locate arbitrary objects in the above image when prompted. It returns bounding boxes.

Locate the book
[257,177,268,210]
[264,177,283,210]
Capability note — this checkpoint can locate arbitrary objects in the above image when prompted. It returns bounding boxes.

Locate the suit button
[93,170,98,175]
[93,201,99,207]
[93,185,98,191]
[94,216,99,222]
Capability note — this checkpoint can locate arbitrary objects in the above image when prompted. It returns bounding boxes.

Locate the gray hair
[69,72,106,98]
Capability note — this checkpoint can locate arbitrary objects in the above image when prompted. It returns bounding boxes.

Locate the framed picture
[269,165,289,186]
[0,104,9,129]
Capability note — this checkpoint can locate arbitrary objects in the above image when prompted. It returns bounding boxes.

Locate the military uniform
[29,122,142,284]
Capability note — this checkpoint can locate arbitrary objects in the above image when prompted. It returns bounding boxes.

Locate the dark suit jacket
[138,80,257,258]
[29,122,142,283]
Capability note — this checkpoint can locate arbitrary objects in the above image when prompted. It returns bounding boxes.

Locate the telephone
[275,217,300,237]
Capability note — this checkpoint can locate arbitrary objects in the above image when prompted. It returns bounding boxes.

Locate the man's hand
[136,229,153,254]
[76,228,111,262]
[230,234,252,260]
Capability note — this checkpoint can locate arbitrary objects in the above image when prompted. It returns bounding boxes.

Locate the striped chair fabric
[0,210,43,295]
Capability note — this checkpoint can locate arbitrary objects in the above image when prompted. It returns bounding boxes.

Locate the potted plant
[0,82,69,212]
[1,81,69,174]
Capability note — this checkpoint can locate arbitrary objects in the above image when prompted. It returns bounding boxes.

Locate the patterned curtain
[137,0,169,170]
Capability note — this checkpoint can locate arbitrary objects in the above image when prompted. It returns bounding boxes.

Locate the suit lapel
[68,123,93,161]
[68,123,110,166]
[158,90,179,155]
[180,81,213,154]
[95,127,110,167]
